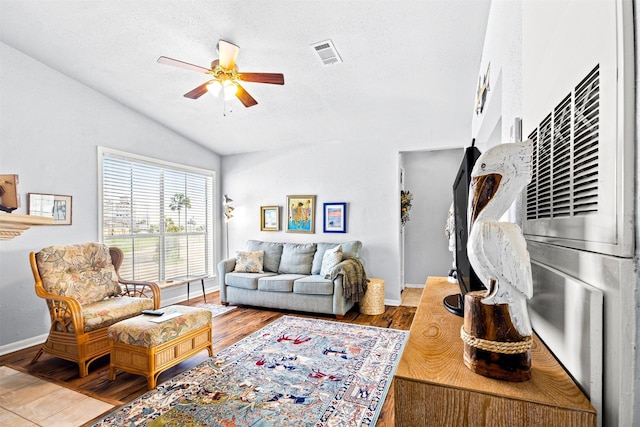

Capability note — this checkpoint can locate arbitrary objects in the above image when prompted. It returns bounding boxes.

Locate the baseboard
[0,333,47,356]
[404,283,425,288]
[384,299,401,306]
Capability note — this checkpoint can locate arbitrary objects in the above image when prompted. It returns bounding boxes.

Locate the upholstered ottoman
[108,305,213,389]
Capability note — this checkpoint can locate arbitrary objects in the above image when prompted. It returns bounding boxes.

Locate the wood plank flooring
[0,291,417,426]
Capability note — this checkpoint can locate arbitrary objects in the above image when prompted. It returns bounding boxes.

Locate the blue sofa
[217,240,363,318]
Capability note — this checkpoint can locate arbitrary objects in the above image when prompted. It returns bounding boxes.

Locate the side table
[360,278,385,315]
[157,275,208,303]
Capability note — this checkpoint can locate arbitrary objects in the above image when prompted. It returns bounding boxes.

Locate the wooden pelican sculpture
[467,140,534,336]
[462,140,534,381]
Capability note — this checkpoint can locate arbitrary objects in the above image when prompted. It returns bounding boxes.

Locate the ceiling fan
[158,40,284,108]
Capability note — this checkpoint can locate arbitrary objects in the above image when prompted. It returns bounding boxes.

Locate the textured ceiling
[0,0,491,156]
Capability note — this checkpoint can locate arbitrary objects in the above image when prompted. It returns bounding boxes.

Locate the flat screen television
[444,141,486,316]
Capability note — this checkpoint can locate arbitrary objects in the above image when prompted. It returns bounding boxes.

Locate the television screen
[444,144,485,316]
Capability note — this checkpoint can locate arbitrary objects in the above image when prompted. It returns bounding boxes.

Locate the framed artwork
[260,206,280,231]
[286,195,316,233]
[323,202,347,233]
[28,193,72,225]
[0,174,19,212]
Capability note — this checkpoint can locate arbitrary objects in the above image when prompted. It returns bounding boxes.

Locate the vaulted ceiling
[1,0,491,156]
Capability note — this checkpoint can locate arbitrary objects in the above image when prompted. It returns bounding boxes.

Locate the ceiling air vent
[311,39,342,66]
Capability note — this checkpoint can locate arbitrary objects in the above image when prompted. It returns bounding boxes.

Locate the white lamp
[223,194,234,257]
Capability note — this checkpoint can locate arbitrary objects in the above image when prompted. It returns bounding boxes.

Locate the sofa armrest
[217,258,236,303]
[331,275,352,316]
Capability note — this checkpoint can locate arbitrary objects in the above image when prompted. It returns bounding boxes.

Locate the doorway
[399,149,462,289]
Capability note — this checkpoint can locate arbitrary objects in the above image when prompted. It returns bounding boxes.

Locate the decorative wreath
[401,190,413,226]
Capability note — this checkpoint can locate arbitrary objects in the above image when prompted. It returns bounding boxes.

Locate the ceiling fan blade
[158,56,211,74]
[218,40,240,70]
[238,72,285,85]
[235,83,258,107]
[183,82,211,99]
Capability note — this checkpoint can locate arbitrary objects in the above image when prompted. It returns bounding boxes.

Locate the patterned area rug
[91,316,408,426]
[195,303,237,318]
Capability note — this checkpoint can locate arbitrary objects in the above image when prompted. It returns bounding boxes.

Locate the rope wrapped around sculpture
[460,326,532,354]
[330,258,368,303]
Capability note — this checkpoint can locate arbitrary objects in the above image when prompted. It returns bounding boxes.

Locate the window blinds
[102,153,214,282]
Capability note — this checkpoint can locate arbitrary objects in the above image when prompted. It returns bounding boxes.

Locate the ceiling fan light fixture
[222,81,238,100]
[159,39,283,108]
[207,80,222,97]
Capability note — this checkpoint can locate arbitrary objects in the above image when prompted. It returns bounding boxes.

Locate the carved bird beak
[470,173,502,224]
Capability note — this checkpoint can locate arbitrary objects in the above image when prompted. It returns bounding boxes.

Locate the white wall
[401,149,462,285]
[474,1,639,425]
[0,43,222,352]
[221,140,403,303]
[471,0,522,150]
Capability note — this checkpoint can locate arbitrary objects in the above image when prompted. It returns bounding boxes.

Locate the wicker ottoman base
[360,278,385,315]
[108,306,213,389]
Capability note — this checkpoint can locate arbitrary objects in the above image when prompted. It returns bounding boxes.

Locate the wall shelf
[0,213,54,240]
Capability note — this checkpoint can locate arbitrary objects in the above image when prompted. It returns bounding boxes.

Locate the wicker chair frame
[29,246,160,377]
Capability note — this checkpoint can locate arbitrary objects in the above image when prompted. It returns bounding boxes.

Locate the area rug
[195,302,237,318]
[91,315,409,426]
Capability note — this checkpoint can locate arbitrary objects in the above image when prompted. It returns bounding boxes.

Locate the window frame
[98,147,218,281]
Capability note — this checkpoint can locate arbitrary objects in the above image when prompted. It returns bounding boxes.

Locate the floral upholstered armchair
[29,242,160,377]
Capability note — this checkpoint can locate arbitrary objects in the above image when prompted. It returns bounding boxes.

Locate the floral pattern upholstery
[108,306,212,348]
[233,250,265,273]
[81,296,154,332]
[36,243,122,306]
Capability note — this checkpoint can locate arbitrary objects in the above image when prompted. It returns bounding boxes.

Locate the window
[100,148,215,282]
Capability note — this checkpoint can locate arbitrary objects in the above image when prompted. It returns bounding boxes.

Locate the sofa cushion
[234,250,264,273]
[36,242,123,306]
[226,272,276,290]
[247,240,283,273]
[293,275,334,295]
[320,245,343,277]
[278,243,317,274]
[258,274,305,292]
[311,240,362,274]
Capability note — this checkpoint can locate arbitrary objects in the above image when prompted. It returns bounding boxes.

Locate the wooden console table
[394,277,596,426]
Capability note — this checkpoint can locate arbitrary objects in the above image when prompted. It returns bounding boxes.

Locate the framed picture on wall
[323,202,346,233]
[28,193,72,225]
[286,195,315,233]
[0,174,19,212]
[260,206,280,231]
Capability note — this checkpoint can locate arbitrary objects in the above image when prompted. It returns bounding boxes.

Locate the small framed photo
[323,202,346,233]
[286,195,316,233]
[260,206,280,231]
[28,193,72,225]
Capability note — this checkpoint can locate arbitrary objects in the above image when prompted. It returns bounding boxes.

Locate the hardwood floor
[0,291,416,426]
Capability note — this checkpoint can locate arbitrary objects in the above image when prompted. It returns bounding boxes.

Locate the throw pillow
[311,243,340,275]
[311,240,362,274]
[234,250,265,273]
[246,240,283,273]
[320,245,343,278]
